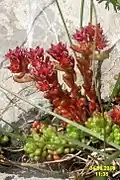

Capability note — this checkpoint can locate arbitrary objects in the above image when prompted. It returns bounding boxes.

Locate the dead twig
[2,147,23,152]
[42,151,83,164]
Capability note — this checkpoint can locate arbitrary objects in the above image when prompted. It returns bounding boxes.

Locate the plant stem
[55,0,77,59]
[63,136,110,158]
[55,0,72,46]
[80,0,85,27]
[90,0,93,23]
[92,2,107,158]
[111,73,120,99]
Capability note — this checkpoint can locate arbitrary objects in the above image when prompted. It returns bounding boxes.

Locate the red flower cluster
[29,46,44,61]
[47,42,74,69]
[28,47,58,92]
[29,56,56,91]
[29,56,54,82]
[5,46,57,91]
[109,106,120,125]
[73,23,107,50]
[48,42,76,90]
[5,47,30,73]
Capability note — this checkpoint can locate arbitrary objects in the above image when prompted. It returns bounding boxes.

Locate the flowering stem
[92,2,107,158]
[90,0,93,23]
[55,0,72,45]
[55,0,77,58]
[80,0,85,27]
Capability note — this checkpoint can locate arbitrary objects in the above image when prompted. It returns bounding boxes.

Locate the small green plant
[0,135,9,145]
[96,0,120,11]
[24,123,81,161]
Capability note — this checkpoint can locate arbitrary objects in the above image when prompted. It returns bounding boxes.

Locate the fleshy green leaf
[111,73,120,98]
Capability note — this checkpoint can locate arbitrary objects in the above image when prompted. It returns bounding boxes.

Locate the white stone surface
[0,173,67,180]
[0,0,119,115]
[0,0,120,178]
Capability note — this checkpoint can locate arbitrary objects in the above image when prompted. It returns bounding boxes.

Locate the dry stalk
[88,154,104,165]
[2,147,23,152]
[43,151,83,164]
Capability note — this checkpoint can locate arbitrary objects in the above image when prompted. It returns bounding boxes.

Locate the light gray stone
[0,0,120,179]
[0,173,67,180]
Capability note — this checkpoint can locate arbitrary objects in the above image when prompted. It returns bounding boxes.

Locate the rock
[0,172,67,180]
[0,0,120,179]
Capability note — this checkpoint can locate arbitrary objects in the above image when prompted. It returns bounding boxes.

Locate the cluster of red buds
[32,120,46,132]
[5,23,111,126]
[71,23,108,114]
[109,106,120,125]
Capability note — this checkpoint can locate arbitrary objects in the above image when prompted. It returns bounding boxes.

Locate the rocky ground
[0,174,67,180]
[0,166,67,180]
[0,0,120,179]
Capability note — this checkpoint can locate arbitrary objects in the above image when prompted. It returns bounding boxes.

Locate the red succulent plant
[5,47,30,73]
[109,106,120,125]
[47,42,74,69]
[70,23,107,113]
[48,42,77,91]
[72,23,107,50]
[29,55,56,91]
[5,23,109,126]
